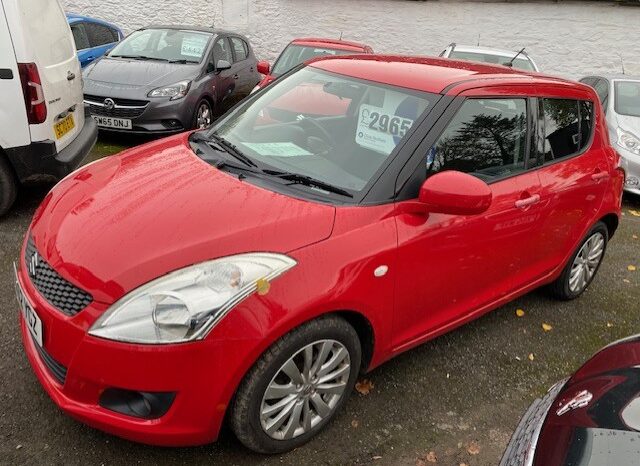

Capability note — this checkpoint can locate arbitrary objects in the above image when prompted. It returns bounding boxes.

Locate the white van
[0,0,97,215]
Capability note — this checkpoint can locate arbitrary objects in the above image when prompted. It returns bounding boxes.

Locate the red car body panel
[18,56,623,446]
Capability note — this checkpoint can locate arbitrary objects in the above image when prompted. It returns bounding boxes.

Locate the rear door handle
[67,71,76,81]
[515,194,540,209]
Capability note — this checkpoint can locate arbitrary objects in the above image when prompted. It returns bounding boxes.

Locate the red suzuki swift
[16,55,623,454]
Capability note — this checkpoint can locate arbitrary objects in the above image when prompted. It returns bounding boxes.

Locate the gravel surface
[1,140,639,465]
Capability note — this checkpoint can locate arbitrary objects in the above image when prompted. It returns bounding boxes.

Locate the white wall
[60,0,640,79]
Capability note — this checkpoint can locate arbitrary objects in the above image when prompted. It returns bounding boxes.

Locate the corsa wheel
[194,100,213,129]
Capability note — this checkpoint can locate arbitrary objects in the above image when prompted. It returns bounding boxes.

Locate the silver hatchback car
[580,75,640,195]
[439,43,539,72]
[82,25,261,135]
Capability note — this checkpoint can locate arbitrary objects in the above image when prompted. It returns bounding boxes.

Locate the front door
[392,96,544,350]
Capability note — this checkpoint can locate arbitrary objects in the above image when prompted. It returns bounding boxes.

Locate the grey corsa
[82,25,261,135]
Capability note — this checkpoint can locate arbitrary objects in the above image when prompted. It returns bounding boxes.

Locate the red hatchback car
[17,55,623,454]
[252,37,373,92]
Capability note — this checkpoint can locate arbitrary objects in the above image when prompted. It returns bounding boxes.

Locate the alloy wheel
[260,339,351,440]
[569,232,605,293]
[196,102,212,129]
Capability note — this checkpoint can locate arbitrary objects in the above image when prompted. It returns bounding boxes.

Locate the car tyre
[193,99,213,130]
[0,155,17,216]
[230,315,361,454]
[549,221,608,300]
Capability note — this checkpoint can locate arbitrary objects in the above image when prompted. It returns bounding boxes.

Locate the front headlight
[147,80,191,100]
[88,253,296,344]
[616,127,640,155]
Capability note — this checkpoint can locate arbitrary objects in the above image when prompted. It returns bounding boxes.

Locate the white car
[439,44,539,72]
[580,74,640,195]
[0,0,97,215]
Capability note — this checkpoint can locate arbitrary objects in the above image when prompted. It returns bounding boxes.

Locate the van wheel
[193,99,213,130]
[0,156,17,216]
[549,222,608,300]
[230,315,361,454]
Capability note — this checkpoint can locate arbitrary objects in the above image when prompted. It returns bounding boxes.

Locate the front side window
[428,98,528,182]
[109,29,211,63]
[614,81,640,117]
[271,45,357,77]
[212,37,233,64]
[203,67,437,194]
[230,37,248,62]
[448,51,536,72]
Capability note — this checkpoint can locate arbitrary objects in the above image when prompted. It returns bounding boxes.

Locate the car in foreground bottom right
[500,335,640,466]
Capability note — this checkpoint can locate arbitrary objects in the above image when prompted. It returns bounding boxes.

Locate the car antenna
[618,53,626,75]
[477,34,480,46]
[339,31,343,40]
[505,47,526,68]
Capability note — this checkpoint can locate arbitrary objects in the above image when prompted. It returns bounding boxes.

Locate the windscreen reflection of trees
[429,112,526,178]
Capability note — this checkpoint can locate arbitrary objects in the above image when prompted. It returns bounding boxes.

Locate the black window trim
[533,96,596,170]
[71,22,90,51]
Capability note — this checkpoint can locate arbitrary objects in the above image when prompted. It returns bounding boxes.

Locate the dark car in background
[82,25,261,134]
[500,335,640,466]
[67,14,123,68]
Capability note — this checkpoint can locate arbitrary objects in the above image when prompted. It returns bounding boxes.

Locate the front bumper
[499,379,567,466]
[5,112,97,183]
[16,259,242,446]
[618,146,640,195]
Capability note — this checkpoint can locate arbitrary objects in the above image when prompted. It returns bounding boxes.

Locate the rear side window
[86,23,118,47]
[538,99,593,164]
[427,98,528,182]
[230,37,248,62]
[71,23,90,50]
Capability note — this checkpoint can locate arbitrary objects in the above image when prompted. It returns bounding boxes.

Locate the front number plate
[14,264,43,347]
[92,115,132,130]
[54,113,75,139]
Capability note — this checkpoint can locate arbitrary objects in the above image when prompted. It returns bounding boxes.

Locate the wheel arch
[332,310,376,373]
[598,213,619,239]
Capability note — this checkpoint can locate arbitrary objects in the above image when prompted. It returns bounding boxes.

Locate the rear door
[229,36,254,98]
[5,0,83,152]
[84,22,119,65]
[211,36,236,113]
[393,92,544,349]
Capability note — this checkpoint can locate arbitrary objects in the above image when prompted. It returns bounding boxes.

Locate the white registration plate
[92,115,132,130]
[14,264,43,347]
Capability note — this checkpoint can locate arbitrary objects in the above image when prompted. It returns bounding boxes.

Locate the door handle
[233,74,239,80]
[515,194,540,209]
[591,171,609,181]
[67,71,76,81]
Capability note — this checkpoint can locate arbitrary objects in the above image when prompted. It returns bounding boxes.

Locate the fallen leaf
[351,419,359,428]
[542,323,553,332]
[467,440,481,455]
[255,278,271,295]
[624,279,631,283]
[355,379,374,395]
[416,460,426,466]
[628,209,640,217]
[515,356,521,361]
[372,456,382,460]
[516,308,525,317]
[607,322,614,328]
[528,353,535,361]
[628,265,637,272]
[425,451,438,463]
[633,235,638,239]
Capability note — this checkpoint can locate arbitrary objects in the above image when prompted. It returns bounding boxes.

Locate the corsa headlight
[617,127,640,156]
[148,80,191,100]
[88,253,296,344]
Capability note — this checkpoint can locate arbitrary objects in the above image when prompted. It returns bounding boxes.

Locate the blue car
[66,14,123,68]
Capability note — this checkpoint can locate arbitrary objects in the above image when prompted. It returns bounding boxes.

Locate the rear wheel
[0,155,17,216]
[230,315,361,454]
[193,99,213,130]
[549,222,608,300]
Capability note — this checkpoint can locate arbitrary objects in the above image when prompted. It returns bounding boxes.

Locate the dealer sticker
[356,104,415,154]
[181,35,208,58]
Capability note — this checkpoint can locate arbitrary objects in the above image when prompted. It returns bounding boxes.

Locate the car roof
[141,24,241,36]
[308,55,579,95]
[582,73,640,82]
[448,44,532,59]
[291,37,370,52]
[65,13,120,29]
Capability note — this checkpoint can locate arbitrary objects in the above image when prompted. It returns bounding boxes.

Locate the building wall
[60,0,640,78]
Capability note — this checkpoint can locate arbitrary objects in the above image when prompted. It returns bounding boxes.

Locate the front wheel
[230,315,361,454]
[549,222,608,300]
[193,99,213,130]
[0,156,18,217]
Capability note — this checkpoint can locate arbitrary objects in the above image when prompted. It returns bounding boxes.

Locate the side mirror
[419,171,492,215]
[216,59,232,72]
[257,60,270,75]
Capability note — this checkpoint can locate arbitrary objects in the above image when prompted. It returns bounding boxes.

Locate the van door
[4,0,84,152]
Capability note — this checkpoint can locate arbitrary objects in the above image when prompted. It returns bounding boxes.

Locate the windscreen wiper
[110,54,169,61]
[168,58,199,64]
[262,169,353,198]
[209,134,258,167]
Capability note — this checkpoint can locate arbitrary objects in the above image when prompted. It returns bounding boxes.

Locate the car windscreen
[614,81,640,117]
[271,45,358,76]
[108,29,211,63]
[202,67,437,195]
[449,51,536,71]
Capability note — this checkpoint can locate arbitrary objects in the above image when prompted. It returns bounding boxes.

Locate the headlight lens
[148,80,191,100]
[88,253,296,344]
[617,127,640,155]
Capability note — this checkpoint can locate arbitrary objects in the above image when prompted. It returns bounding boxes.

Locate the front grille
[84,94,148,119]
[25,237,92,316]
[32,335,68,385]
[499,379,567,466]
